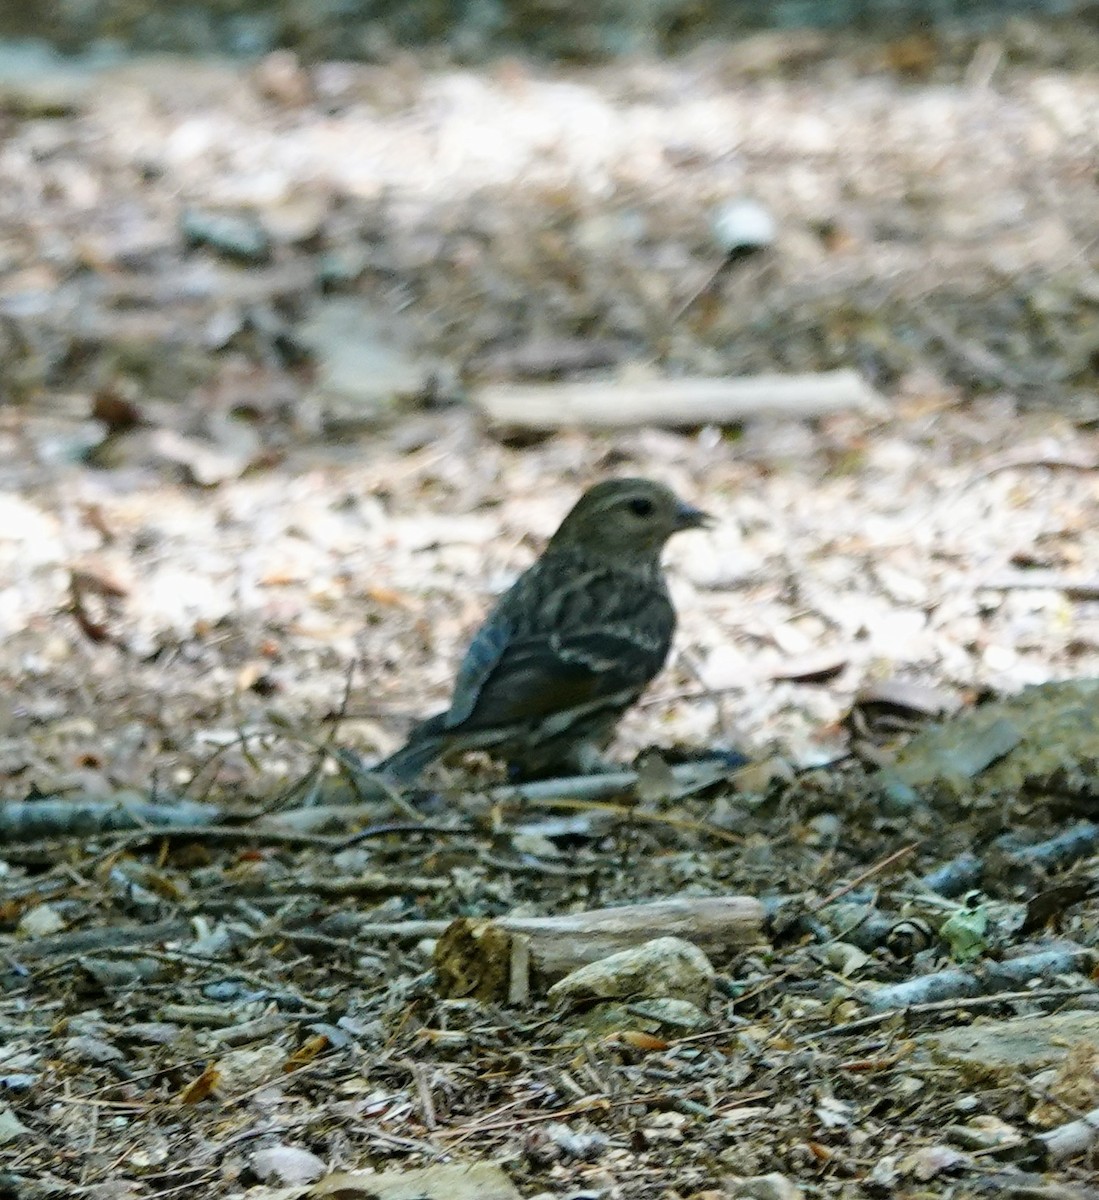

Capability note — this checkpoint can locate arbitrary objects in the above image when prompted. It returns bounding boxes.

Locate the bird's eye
[627,497,655,517]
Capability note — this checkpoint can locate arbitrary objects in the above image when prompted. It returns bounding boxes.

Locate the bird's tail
[374,713,450,782]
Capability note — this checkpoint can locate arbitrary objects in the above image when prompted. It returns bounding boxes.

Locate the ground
[2,25,1099,1200]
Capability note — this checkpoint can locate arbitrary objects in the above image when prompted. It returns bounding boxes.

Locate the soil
[2,28,1099,1200]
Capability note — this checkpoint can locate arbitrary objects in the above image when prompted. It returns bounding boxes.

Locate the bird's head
[548,478,713,563]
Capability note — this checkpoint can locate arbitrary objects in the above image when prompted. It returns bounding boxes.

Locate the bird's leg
[568,740,620,775]
[506,738,618,782]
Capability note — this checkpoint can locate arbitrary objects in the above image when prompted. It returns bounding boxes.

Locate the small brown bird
[377,478,711,782]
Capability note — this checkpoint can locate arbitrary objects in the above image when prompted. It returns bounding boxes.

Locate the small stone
[62,1036,125,1065]
[214,1044,287,1095]
[712,198,777,256]
[0,1105,29,1145]
[299,297,428,427]
[548,936,715,1007]
[311,1161,520,1199]
[250,1143,327,1185]
[944,1114,1023,1151]
[181,209,272,264]
[539,1122,609,1161]
[16,903,66,938]
[724,1173,803,1200]
[628,998,709,1030]
[919,1010,1099,1076]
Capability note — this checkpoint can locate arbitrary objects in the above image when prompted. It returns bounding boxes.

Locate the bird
[376,477,712,783]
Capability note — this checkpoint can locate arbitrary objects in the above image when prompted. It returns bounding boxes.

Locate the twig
[809,843,921,912]
[10,918,192,961]
[797,987,1099,1042]
[346,894,765,972]
[864,948,1095,1012]
[332,919,450,941]
[514,797,743,846]
[486,758,734,806]
[979,572,1099,600]
[474,369,885,430]
[91,823,348,850]
[186,727,275,805]
[438,894,764,979]
[0,797,221,843]
[107,948,327,1010]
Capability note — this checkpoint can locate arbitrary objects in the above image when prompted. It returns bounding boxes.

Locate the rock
[627,997,710,1030]
[547,936,715,1007]
[62,1036,125,1065]
[897,1144,974,1182]
[298,298,428,428]
[724,1174,803,1200]
[17,903,66,938]
[562,1002,645,1038]
[854,678,957,723]
[563,996,709,1039]
[310,1161,520,1199]
[712,198,777,257]
[250,1144,327,1185]
[877,680,1099,810]
[181,209,272,264]
[0,1104,29,1145]
[919,1010,1099,1078]
[0,42,98,116]
[530,1122,609,1163]
[214,1044,287,1095]
[944,1114,1024,1151]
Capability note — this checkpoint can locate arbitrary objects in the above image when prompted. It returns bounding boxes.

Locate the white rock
[712,198,777,253]
[547,936,715,1006]
[250,1144,327,1186]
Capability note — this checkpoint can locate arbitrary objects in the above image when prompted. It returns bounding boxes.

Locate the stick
[797,986,1099,1042]
[863,947,1095,1012]
[474,369,885,430]
[980,572,1099,600]
[346,895,764,979]
[10,918,192,961]
[502,896,764,976]
[485,758,732,805]
[809,842,920,911]
[0,796,221,842]
[442,895,764,986]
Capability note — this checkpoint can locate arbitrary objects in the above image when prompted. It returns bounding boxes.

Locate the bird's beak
[676,502,714,531]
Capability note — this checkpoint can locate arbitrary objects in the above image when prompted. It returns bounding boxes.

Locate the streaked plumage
[377,478,711,782]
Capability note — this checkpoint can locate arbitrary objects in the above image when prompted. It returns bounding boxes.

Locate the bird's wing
[444,563,674,732]
[445,604,516,727]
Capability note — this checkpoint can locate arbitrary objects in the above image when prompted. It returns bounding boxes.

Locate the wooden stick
[862,947,1095,1012]
[797,986,1099,1042]
[485,758,731,805]
[350,894,764,980]
[979,572,1099,600]
[474,369,885,430]
[0,796,221,842]
[498,895,764,976]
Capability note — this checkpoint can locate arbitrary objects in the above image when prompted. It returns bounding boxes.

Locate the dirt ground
[2,26,1099,1200]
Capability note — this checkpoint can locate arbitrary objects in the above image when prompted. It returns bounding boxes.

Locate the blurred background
[1,0,1097,795]
[5,0,1099,59]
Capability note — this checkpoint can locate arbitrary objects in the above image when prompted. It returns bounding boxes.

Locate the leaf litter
[2,24,1099,1200]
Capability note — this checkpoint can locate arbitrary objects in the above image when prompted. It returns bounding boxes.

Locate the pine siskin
[377,478,712,782]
